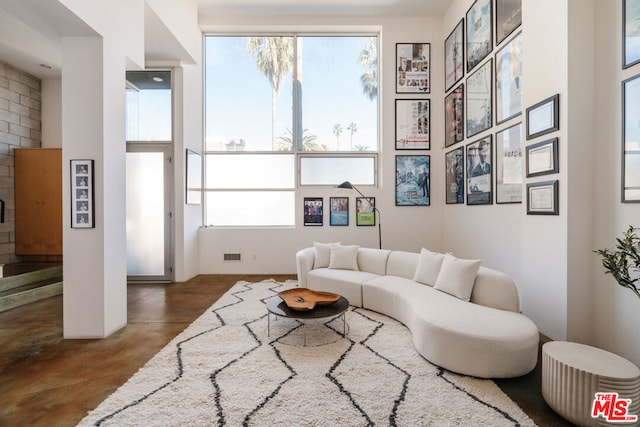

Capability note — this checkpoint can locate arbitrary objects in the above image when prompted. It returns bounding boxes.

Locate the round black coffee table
[265,294,349,346]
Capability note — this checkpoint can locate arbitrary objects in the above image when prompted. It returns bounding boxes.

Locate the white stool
[542,341,640,426]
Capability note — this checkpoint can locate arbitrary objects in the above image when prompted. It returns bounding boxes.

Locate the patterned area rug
[79,280,536,426]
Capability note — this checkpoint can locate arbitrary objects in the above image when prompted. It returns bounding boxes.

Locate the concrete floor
[0,274,571,426]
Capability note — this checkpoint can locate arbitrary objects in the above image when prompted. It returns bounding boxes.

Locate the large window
[204,34,379,226]
[126,71,172,141]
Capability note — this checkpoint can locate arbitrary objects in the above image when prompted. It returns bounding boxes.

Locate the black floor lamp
[337,181,382,249]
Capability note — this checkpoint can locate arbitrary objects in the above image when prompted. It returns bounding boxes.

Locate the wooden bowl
[278,288,340,311]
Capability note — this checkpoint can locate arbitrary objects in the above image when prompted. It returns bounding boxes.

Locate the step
[0,264,63,292]
[0,280,63,313]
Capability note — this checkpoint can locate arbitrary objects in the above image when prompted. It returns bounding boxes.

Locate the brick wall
[0,61,42,265]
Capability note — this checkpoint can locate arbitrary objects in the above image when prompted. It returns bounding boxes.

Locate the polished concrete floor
[0,274,572,426]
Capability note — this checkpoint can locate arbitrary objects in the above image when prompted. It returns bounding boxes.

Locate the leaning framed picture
[356,197,376,226]
[445,19,465,92]
[526,94,559,140]
[445,146,465,204]
[329,197,349,226]
[623,74,640,202]
[396,155,430,206]
[395,99,430,150]
[527,180,559,215]
[445,84,464,147]
[466,136,492,205]
[466,59,492,138]
[526,137,559,178]
[303,197,323,226]
[495,0,522,45]
[623,0,640,69]
[466,0,492,72]
[70,159,95,228]
[396,43,430,94]
[495,32,522,125]
[495,122,523,204]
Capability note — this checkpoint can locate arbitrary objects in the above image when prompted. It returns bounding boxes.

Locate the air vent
[223,253,242,262]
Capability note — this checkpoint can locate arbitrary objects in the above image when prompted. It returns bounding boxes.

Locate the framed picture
[445,84,464,148]
[466,136,492,205]
[495,0,522,45]
[526,94,559,140]
[186,149,202,205]
[466,59,493,138]
[329,197,349,226]
[445,19,465,92]
[526,137,559,178]
[395,99,430,150]
[70,159,95,228]
[396,43,430,94]
[495,122,523,204]
[445,146,465,204]
[527,180,559,215]
[495,32,522,124]
[623,0,640,69]
[396,155,430,206]
[303,197,323,226]
[356,197,376,226]
[466,0,492,72]
[623,74,640,202]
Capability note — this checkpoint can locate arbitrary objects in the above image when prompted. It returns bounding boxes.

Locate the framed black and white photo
[624,0,640,69]
[445,146,465,204]
[396,43,430,94]
[495,123,522,204]
[303,197,323,226]
[356,197,376,226]
[395,99,430,150]
[329,197,349,226]
[186,149,202,205]
[466,136,492,205]
[445,19,465,92]
[70,159,95,228]
[495,32,522,124]
[445,84,464,147]
[466,0,492,72]
[526,137,559,178]
[623,74,640,202]
[466,59,492,138]
[396,155,430,206]
[527,180,559,215]
[495,0,522,45]
[526,94,559,140]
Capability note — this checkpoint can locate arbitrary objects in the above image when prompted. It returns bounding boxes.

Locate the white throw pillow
[314,242,340,268]
[328,245,360,271]
[413,248,445,286]
[434,253,481,301]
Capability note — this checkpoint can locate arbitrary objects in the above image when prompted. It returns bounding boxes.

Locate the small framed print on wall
[445,146,465,204]
[396,43,430,94]
[396,155,430,206]
[303,197,323,226]
[444,84,464,147]
[495,123,523,204]
[70,159,95,228]
[395,99,430,150]
[466,0,492,72]
[527,180,559,215]
[526,94,559,140]
[330,197,349,226]
[466,135,492,205]
[444,19,464,92]
[356,197,376,226]
[526,137,559,178]
[495,0,522,45]
[466,59,493,138]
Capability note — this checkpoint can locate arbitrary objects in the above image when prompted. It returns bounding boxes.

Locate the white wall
[41,78,62,148]
[197,15,444,274]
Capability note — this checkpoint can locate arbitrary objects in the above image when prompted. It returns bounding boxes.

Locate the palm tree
[332,123,343,150]
[359,37,378,102]
[347,122,358,150]
[246,37,293,149]
[353,144,370,151]
[277,128,324,151]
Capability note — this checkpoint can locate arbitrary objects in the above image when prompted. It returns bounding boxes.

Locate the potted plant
[595,225,640,299]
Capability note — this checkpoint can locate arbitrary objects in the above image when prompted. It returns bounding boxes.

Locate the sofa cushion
[357,248,392,276]
[314,242,341,268]
[413,248,445,286]
[385,251,420,280]
[307,268,380,307]
[433,253,481,301]
[329,245,359,270]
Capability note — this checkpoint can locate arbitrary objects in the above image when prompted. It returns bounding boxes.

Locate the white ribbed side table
[542,341,640,427]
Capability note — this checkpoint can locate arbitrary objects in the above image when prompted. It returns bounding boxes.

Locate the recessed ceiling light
[152,76,163,82]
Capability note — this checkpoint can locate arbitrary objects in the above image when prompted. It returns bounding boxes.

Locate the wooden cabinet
[15,148,62,256]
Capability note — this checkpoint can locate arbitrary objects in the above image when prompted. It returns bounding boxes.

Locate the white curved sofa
[295,244,539,379]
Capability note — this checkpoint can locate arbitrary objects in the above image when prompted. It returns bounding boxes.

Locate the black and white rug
[79,280,536,426]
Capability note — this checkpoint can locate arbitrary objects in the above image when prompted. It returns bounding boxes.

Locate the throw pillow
[314,242,340,268]
[328,245,360,270]
[413,248,445,286]
[434,253,481,301]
